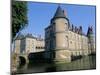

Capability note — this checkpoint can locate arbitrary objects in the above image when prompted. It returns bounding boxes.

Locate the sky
[21,2,96,38]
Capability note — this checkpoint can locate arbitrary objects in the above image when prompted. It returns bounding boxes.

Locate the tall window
[66,36,69,48]
[65,22,68,31]
[52,37,56,49]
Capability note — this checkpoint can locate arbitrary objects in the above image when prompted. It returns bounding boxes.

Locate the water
[16,55,96,74]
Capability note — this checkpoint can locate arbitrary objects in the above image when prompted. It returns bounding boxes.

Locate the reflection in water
[16,55,96,74]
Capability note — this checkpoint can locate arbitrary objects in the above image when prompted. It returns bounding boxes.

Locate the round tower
[87,26,95,54]
[52,6,69,50]
[49,6,71,62]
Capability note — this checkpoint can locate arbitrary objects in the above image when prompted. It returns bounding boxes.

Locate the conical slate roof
[87,26,93,36]
[53,6,66,18]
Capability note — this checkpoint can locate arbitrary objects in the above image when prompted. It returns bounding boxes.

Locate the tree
[12,1,28,41]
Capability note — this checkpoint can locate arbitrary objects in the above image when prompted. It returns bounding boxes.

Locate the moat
[16,55,96,74]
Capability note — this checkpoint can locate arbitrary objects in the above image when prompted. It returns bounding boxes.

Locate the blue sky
[21,2,96,38]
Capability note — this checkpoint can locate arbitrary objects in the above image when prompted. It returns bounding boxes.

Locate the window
[66,36,69,48]
[70,41,72,44]
[65,23,68,31]
[65,23,67,25]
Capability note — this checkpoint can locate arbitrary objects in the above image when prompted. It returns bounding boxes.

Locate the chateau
[13,6,95,63]
[45,6,95,62]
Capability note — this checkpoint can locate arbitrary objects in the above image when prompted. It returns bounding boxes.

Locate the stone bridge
[17,53,29,65]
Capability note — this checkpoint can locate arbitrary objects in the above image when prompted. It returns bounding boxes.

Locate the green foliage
[12,1,28,40]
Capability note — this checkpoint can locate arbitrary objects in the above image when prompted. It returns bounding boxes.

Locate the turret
[45,5,71,62]
[51,5,69,49]
[87,26,94,43]
[87,26,94,54]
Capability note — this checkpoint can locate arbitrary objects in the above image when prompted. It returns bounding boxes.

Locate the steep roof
[87,26,93,36]
[25,34,36,39]
[16,34,24,40]
[53,6,66,19]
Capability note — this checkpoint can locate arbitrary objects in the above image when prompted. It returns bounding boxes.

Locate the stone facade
[45,6,95,62]
[14,34,45,54]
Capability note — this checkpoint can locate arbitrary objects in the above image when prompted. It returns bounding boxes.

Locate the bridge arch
[19,56,26,65]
